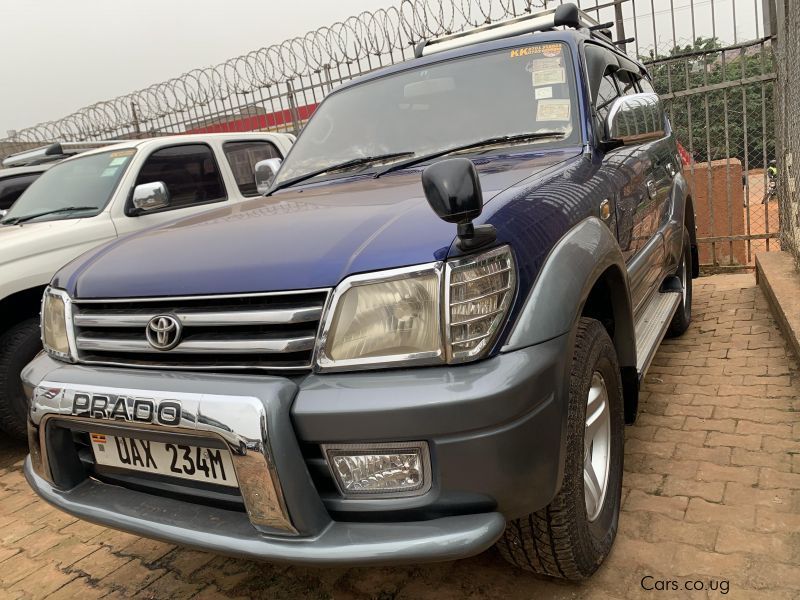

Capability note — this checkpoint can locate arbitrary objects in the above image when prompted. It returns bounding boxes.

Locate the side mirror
[255,158,282,195]
[605,92,666,147]
[132,181,170,213]
[421,158,495,250]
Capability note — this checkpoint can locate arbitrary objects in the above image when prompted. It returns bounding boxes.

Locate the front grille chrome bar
[73,306,323,328]
[76,335,316,354]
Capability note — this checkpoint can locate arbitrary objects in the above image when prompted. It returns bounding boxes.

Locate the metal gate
[0,0,777,269]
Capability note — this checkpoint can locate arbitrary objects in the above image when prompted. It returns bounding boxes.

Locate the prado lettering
[72,393,182,426]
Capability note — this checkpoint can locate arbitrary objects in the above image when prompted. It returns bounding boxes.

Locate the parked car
[0,141,115,216]
[0,165,50,215]
[22,4,697,580]
[0,132,293,438]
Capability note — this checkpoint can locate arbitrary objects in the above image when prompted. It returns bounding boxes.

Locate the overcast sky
[0,0,387,135]
[0,0,765,137]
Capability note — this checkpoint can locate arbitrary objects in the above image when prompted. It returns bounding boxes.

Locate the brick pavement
[0,273,797,599]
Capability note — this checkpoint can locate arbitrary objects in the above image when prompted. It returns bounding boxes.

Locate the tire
[666,227,693,338]
[0,319,42,440]
[497,318,624,580]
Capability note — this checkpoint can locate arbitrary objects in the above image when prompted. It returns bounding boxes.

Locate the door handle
[646,180,657,199]
[665,161,676,178]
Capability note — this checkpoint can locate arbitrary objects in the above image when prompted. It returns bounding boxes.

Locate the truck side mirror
[255,158,282,195]
[132,181,170,213]
[604,92,666,148]
[421,157,495,251]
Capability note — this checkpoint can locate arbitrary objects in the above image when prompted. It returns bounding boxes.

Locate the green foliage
[644,37,775,169]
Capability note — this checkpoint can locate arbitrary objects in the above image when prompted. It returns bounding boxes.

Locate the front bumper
[23,334,569,566]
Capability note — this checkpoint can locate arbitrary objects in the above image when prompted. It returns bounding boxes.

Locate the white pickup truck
[0,132,294,438]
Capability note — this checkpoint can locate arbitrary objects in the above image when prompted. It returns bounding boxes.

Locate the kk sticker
[108,156,129,166]
[510,43,562,59]
[535,86,553,100]
[110,149,136,159]
[536,99,571,122]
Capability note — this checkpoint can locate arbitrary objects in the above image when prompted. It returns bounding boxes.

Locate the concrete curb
[755,251,800,362]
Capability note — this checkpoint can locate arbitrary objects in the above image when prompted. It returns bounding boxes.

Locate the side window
[223,141,281,197]
[595,73,620,123]
[0,173,41,210]
[639,77,656,94]
[135,144,225,210]
[615,71,639,96]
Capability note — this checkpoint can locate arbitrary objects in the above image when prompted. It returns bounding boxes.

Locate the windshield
[2,149,136,224]
[275,42,580,186]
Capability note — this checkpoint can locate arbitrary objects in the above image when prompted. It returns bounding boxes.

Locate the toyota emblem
[146,315,182,351]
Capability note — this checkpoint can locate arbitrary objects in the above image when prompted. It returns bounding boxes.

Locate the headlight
[445,245,516,363]
[316,264,445,371]
[316,246,516,371]
[41,287,75,361]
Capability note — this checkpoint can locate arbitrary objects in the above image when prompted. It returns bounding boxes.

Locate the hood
[56,150,579,299]
[0,219,92,267]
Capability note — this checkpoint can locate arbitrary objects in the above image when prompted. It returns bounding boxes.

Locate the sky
[0,0,388,135]
[0,0,767,137]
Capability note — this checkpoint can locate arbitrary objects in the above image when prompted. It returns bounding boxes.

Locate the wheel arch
[503,217,639,422]
[0,285,47,336]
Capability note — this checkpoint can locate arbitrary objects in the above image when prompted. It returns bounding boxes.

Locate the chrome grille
[71,290,330,372]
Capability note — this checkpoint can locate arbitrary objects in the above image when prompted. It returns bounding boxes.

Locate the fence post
[286,81,301,137]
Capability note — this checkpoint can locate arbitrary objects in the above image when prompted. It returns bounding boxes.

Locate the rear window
[223,141,281,197]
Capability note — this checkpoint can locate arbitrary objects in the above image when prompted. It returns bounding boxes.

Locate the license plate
[90,433,238,488]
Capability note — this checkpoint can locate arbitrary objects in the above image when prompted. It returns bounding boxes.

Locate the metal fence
[0,0,777,268]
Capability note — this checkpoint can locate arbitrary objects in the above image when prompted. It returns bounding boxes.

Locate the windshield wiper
[1,205,99,225]
[268,151,415,195]
[373,132,566,179]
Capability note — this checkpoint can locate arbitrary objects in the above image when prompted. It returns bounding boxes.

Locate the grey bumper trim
[24,458,505,566]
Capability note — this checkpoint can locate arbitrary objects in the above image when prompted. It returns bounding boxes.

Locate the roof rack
[415,3,607,58]
[1,140,136,168]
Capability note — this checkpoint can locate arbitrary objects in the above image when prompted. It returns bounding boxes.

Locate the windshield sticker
[100,167,119,178]
[510,43,562,59]
[110,149,136,159]
[108,156,129,167]
[535,86,554,100]
[536,99,571,122]
[528,57,566,86]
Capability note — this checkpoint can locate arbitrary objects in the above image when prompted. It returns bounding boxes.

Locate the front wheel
[0,319,42,440]
[497,318,624,579]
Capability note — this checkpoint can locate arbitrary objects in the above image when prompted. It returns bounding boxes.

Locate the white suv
[0,132,294,438]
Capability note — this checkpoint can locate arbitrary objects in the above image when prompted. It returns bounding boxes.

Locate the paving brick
[674,444,730,465]
[654,428,707,447]
[100,559,165,596]
[116,538,175,565]
[623,490,688,520]
[760,468,800,490]
[723,482,797,512]
[0,552,43,587]
[697,462,759,485]
[731,447,792,471]
[44,577,107,600]
[624,439,675,459]
[685,497,756,528]
[8,564,77,599]
[684,416,736,433]
[661,476,725,502]
[736,420,793,438]
[621,473,664,494]
[71,547,132,581]
[706,431,762,450]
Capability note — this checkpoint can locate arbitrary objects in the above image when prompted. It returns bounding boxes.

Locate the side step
[635,291,682,380]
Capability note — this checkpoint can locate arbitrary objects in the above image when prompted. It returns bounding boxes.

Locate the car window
[223,141,281,197]
[275,42,582,187]
[595,73,620,122]
[2,150,136,224]
[135,144,226,211]
[0,173,41,210]
[616,71,639,96]
[639,78,656,94]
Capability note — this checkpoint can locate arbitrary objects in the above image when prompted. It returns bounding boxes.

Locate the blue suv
[23,4,696,579]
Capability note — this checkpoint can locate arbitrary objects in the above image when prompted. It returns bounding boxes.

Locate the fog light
[322,442,431,498]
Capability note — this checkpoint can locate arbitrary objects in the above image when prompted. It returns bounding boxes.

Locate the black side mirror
[421,158,496,250]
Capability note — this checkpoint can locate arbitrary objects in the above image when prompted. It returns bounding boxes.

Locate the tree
[644,37,775,169]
